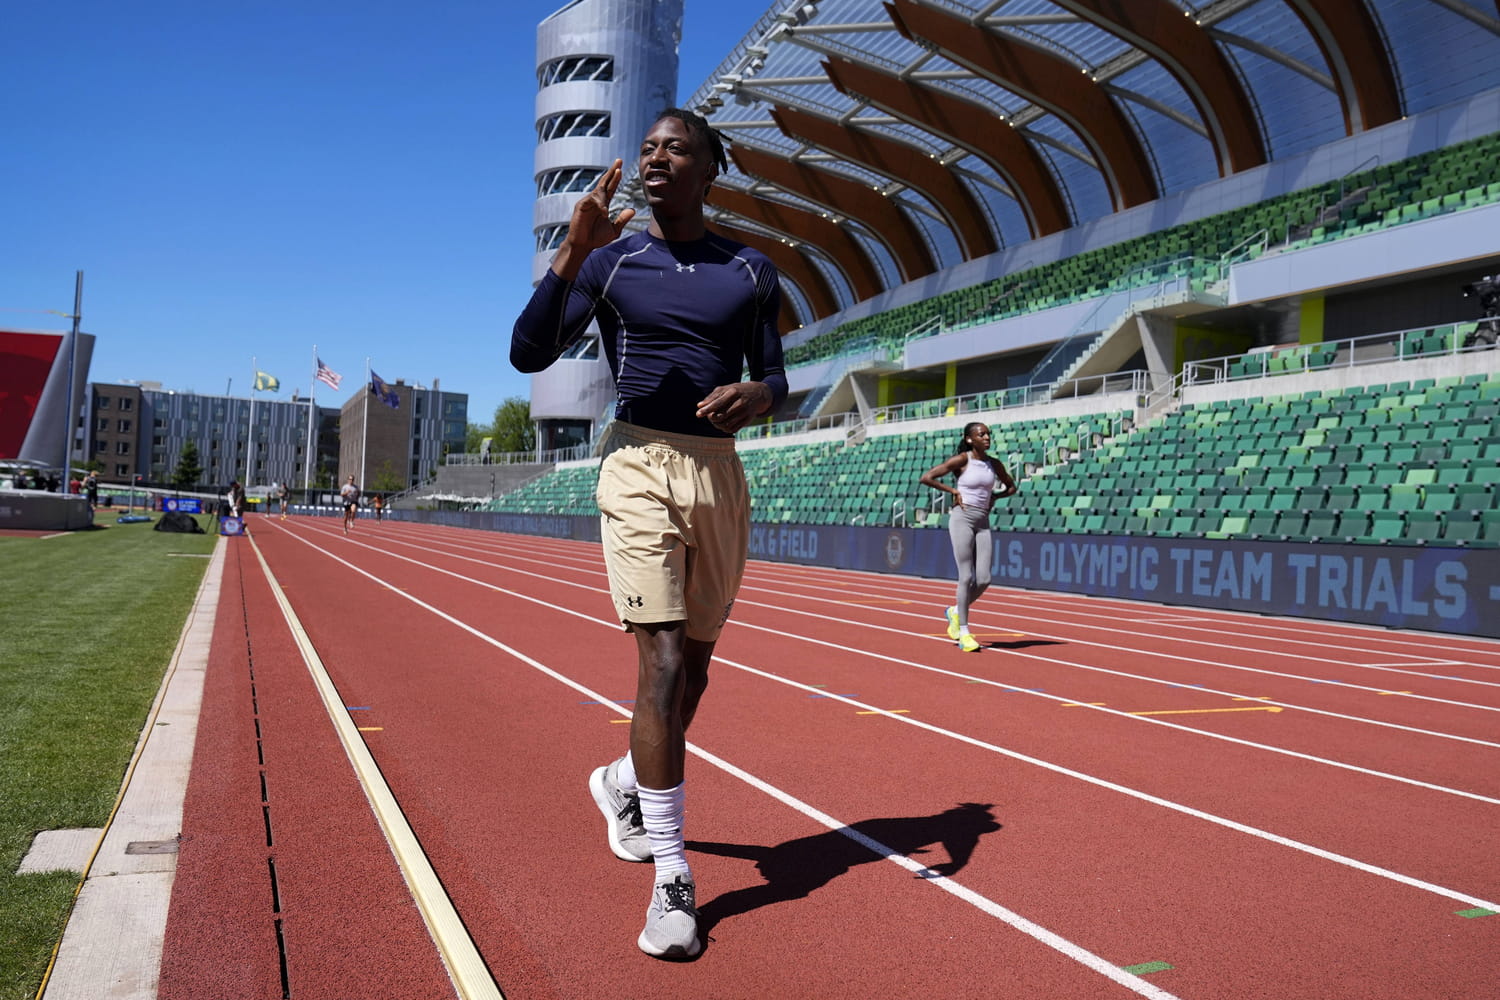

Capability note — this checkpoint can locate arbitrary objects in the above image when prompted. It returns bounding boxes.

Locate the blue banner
[747,525,1499,639]
[389,510,1499,639]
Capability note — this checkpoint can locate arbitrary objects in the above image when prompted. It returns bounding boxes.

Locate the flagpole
[361,357,370,488]
[246,356,257,485]
[305,346,317,492]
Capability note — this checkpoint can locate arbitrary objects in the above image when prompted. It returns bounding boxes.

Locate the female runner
[919,421,1018,651]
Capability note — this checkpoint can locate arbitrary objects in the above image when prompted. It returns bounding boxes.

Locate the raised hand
[552,160,637,279]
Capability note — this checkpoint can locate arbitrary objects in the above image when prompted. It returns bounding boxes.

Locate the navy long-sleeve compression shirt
[511,230,789,438]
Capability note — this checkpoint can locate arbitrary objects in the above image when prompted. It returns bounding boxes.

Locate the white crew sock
[617,751,638,793]
[638,782,690,881]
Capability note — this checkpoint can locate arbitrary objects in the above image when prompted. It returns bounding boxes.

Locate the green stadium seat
[1455,483,1493,510]
[1481,510,1500,545]
[1362,511,1405,544]
[1323,485,1356,509]
[1208,514,1248,539]
[1406,511,1442,544]
[1302,510,1339,541]
[1274,511,1307,540]
[1421,485,1460,511]
[1333,512,1370,541]
[1433,459,1470,483]
[1387,484,1423,511]
[1245,511,1278,538]
[1440,510,1483,546]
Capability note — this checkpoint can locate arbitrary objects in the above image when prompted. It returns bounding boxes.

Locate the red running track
[159,516,1500,999]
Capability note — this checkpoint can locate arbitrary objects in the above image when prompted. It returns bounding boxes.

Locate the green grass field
[0,519,217,1000]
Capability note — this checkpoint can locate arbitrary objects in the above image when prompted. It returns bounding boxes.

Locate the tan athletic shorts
[596,420,750,641]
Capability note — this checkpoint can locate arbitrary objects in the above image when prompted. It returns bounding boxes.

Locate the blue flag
[369,369,400,409]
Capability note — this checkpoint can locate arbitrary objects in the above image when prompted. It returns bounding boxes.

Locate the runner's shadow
[984,638,1064,650]
[689,801,1002,933]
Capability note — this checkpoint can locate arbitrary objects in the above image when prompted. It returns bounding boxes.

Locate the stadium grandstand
[447,0,1500,638]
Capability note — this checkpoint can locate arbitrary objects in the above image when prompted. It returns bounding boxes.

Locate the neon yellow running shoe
[945,606,961,641]
[958,633,981,653]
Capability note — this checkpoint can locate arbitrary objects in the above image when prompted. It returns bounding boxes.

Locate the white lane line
[478,533,1500,667]
[298,521,1500,761]
[1364,661,1470,668]
[394,526,1500,693]
[272,521,1500,914]
[267,523,1182,999]
[348,524,1500,743]
[246,534,503,1000]
[741,578,1500,707]
[730,560,1500,674]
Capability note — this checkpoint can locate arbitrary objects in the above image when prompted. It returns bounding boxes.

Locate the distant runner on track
[511,108,787,959]
[339,475,360,535]
[920,421,1018,651]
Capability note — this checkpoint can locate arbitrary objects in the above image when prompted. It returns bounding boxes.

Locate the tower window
[537,111,611,142]
[538,55,613,87]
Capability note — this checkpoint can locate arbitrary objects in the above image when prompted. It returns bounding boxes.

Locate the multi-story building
[87,382,143,481]
[86,382,338,490]
[526,0,682,453]
[337,378,467,493]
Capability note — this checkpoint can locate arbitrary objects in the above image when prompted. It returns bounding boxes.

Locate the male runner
[339,475,360,534]
[511,108,787,959]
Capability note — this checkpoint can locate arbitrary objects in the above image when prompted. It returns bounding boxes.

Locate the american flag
[314,358,342,390]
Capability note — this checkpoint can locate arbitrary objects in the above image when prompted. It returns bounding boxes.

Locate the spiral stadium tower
[528,0,682,452]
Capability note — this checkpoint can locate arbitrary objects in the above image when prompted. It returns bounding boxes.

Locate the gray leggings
[949,504,992,627]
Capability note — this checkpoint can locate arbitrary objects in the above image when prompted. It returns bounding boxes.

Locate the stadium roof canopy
[631,0,1500,329]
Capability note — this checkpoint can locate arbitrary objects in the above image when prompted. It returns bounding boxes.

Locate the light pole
[51,273,84,477]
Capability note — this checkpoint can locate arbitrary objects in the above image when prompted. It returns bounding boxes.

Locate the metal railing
[737,411,855,441]
[1181,320,1494,388]
[868,370,1148,428]
[445,441,593,466]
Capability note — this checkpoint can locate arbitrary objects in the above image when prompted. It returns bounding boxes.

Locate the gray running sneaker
[637,875,700,959]
[588,759,652,862]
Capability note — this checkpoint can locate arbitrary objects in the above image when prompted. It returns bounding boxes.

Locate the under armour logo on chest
[675,262,696,274]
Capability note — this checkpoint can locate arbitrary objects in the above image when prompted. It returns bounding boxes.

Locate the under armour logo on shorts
[626,595,645,609]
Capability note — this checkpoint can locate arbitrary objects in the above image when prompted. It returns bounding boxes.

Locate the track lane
[251,520,1500,998]
[160,537,458,1000]
[360,524,1500,791]
[253,520,1189,998]
[402,525,1500,703]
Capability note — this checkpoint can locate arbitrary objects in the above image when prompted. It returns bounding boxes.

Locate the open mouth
[644,168,671,190]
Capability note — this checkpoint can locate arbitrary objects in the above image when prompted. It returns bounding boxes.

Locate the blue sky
[1,0,762,426]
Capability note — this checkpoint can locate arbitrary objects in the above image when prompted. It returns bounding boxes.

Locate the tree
[491,397,535,454]
[465,421,491,454]
[370,459,405,493]
[172,441,203,490]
